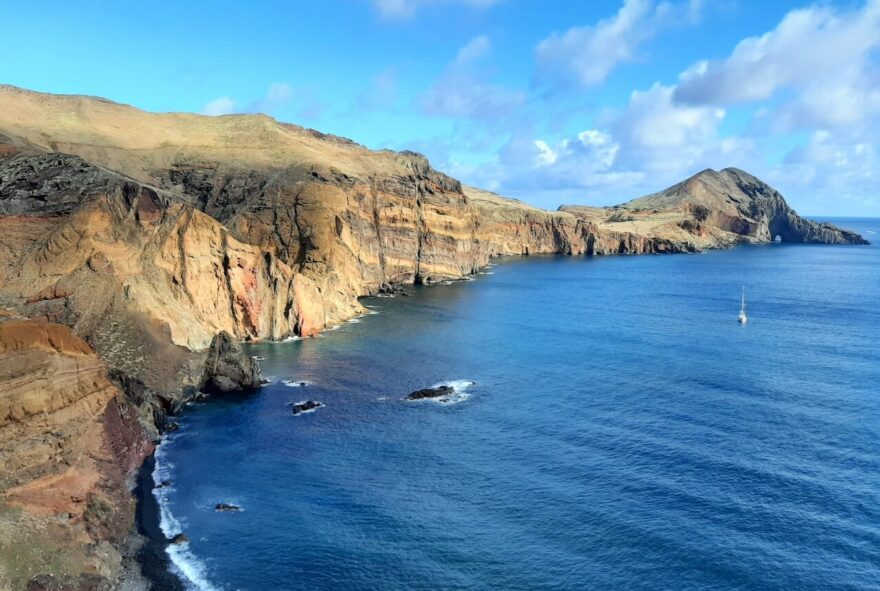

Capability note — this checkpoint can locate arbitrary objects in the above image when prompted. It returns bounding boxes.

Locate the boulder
[201,331,262,394]
[406,385,454,400]
[291,400,324,415]
[215,503,241,512]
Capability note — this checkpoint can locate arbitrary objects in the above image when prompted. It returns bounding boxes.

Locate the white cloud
[533,140,558,166]
[455,35,491,65]
[265,83,292,104]
[201,83,324,121]
[420,36,525,120]
[372,0,503,20]
[202,96,236,116]
[775,128,880,213]
[356,67,398,112]
[611,83,724,151]
[674,0,880,131]
[446,83,746,207]
[534,0,703,87]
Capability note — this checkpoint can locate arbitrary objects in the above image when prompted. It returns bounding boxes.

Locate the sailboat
[738,286,748,324]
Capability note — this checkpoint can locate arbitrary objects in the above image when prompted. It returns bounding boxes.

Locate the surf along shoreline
[132,453,186,591]
[128,226,874,588]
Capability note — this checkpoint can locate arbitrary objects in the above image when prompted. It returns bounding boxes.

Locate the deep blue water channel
[154,218,880,591]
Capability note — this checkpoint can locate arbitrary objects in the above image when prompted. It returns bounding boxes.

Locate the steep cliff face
[571,167,870,248]
[0,86,867,373]
[0,316,152,590]
[0,84,869,591]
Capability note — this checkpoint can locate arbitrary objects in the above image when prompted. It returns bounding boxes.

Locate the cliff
[559,167,868,250]
[0,315,152,590]
[0,85,868,589]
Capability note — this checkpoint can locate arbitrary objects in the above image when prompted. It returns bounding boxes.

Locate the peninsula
[0,85,866,590]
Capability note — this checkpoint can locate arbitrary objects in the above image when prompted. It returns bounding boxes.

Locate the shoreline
[121,236,877,589]
[131,453,186,591]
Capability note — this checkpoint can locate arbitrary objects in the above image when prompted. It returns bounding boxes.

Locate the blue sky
[2,0,879,215]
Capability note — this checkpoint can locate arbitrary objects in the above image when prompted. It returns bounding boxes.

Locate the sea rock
[291,400,324,415]
[201,331,262,394]
[0,85,869,591]
[215,503,241,512]
[170,533,189,544]
[406,385,454,400]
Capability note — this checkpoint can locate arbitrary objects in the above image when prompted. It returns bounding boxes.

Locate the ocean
[149,218,880,591]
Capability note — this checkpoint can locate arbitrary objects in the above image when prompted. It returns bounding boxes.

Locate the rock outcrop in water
[291,400,324,415]
[406,386,455,400]
[201,332,262,394]
[0,84,868,589]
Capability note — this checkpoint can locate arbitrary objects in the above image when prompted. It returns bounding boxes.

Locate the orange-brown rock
[0,317,152,590]
[0,85,868,590]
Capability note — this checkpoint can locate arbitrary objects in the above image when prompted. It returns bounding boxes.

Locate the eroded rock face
[201,331,262,394]
[0,316,152,591]
[561,167,869,250]
[0,86,868,590]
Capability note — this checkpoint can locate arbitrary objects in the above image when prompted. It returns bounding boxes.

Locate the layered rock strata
[0,315,152,590]
[0,85,868,590]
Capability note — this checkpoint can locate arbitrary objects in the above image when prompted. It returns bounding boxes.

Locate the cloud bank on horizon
[2,0,878,215]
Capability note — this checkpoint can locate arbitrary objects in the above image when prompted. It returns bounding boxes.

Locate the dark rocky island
[406,385,456,400]
[291,400,325,415]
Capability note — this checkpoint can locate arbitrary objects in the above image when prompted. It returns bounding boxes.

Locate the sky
[2,0,879,215]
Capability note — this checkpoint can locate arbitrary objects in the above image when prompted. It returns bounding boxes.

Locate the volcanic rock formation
[0,84,867,590]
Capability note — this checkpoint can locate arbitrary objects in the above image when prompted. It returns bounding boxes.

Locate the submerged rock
[291,400,324,415]
[201,331,262,394]
[406,385,454,400]
[170,533,189,544]
[379,283,413,297]
[215,503,241,512]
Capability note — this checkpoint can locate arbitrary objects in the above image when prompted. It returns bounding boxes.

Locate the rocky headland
[0,84,867,589]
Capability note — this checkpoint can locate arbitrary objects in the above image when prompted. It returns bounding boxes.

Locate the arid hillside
[0,84,867,590]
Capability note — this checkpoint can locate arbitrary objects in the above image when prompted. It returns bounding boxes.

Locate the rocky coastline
[0,84,869,590]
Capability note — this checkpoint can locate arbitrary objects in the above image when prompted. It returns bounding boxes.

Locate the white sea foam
[280,335,302,343]
[152,441,221,591]
[251,355,266,361]
[166,543,222,591]
[347,318,362,323]
[283,379,312,387]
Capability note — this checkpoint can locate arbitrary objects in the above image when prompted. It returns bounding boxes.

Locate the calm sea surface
[154,218,880,591]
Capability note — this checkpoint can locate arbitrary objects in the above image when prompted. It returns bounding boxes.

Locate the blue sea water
[153,218,880,591]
